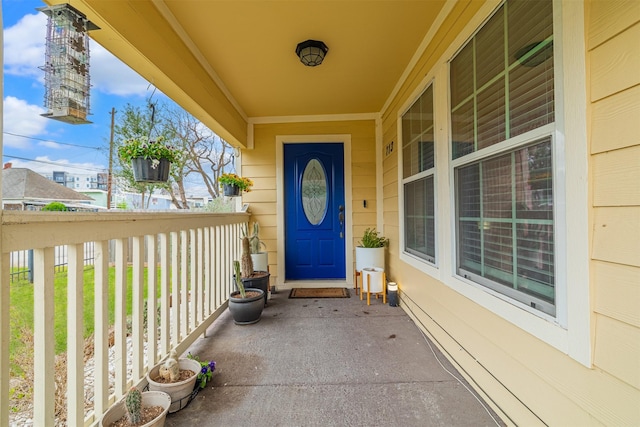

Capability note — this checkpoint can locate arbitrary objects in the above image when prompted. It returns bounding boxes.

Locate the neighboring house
[78,189,108,208]
[2,166,98,211]
[113,192,213,210]
[14,1,640,425]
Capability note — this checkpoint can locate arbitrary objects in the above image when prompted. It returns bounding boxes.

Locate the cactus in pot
[234,260,246,298]
[241,236,254,278]
[125,387,142,425]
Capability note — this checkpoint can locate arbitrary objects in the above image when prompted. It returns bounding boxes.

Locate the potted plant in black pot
[118,135,179,183]
[218,173,253,196]
[229,259,266,325]
[354,227,389,293]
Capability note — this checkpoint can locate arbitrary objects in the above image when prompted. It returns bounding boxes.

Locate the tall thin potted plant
[245,222,268,272]
[228,259,265,325]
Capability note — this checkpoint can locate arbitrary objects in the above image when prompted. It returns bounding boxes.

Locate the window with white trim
[450,0,556,316]
[402,84,435,263]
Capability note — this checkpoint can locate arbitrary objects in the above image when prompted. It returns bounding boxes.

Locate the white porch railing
[0,210,249,426]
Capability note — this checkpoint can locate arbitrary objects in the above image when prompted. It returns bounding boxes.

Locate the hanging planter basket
[223,183,240,197]
[131,157,171,183]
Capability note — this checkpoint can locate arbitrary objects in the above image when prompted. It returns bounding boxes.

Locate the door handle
[338,205,344,238]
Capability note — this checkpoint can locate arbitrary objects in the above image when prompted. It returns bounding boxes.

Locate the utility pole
[107,107,115,209]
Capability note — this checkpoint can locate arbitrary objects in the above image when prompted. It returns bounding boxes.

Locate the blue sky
[2,0,170,178]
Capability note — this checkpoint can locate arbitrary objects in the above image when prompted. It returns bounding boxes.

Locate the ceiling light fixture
[295,40,329,67]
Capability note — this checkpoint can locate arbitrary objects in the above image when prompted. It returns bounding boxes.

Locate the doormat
[289,288,350,299]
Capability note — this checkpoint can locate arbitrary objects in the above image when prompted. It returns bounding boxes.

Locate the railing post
[147,235,159,368]
[171,232,180,347]
[1,252,10,427]
[197,228,204,325]
[114,238,128,398]
[33,247,55,426]
[94,240,109,419]
[67,244,84,426]
[132,236,145,381]
[204,227,211,322]
[159,233,170,355]
[180,230,189,339]
[189,229,197,332]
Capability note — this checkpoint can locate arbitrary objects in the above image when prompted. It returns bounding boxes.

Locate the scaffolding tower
[39,4,99,124]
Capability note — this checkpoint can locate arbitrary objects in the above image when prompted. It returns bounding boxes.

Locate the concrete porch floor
[165,288,504,427]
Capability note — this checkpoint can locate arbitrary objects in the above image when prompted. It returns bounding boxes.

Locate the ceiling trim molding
[248,112,379,125]
[380,0,457,116]
[151,0,248,122]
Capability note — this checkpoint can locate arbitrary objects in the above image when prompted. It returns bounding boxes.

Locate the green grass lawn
[9,265,163,373]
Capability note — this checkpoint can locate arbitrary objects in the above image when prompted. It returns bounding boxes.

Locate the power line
[2,154,108,173]
[3,131,104,150]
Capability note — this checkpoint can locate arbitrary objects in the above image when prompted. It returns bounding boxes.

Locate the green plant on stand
[358,227,389,248]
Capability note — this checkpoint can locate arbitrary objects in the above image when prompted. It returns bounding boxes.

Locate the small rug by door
[289,288,350,299]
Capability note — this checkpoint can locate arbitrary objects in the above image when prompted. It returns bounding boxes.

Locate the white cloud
[3,11,151,97]
[5,156,107,175]
[3,13,46,79]
[90,41,151,97]
[37,140,68,149]
[2,96,49,148]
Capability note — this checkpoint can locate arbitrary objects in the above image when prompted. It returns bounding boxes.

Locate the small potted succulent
[146,350,206,413]
[117,135,179,183]
[218,172,253,196]
[100,387,170,427]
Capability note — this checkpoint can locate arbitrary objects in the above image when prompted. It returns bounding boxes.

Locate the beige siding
[592,145,640,206]
[376,0,640,425]
[591,85,640,153]
[593,261,640,327]
[590,22,640,102]
[588,0,640,49]
[238,1,640,425]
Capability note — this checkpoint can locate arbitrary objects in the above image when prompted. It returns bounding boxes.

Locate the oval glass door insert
[301,158,328,225]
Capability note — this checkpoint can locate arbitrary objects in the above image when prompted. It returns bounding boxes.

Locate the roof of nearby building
[2,168,93,202]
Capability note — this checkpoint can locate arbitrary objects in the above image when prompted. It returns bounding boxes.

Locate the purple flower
[201,366,208,375]
[208,361,216,371]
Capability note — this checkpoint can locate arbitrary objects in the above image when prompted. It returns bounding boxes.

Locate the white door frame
[275,135,353,289]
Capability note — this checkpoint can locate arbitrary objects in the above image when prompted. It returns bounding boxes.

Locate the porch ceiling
[50,0,446,144]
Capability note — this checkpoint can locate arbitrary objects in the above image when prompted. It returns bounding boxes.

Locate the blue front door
[284,143,346,280]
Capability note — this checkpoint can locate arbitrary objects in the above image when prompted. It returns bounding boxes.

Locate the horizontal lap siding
[589,0,640,419]
[377,0,640,425]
